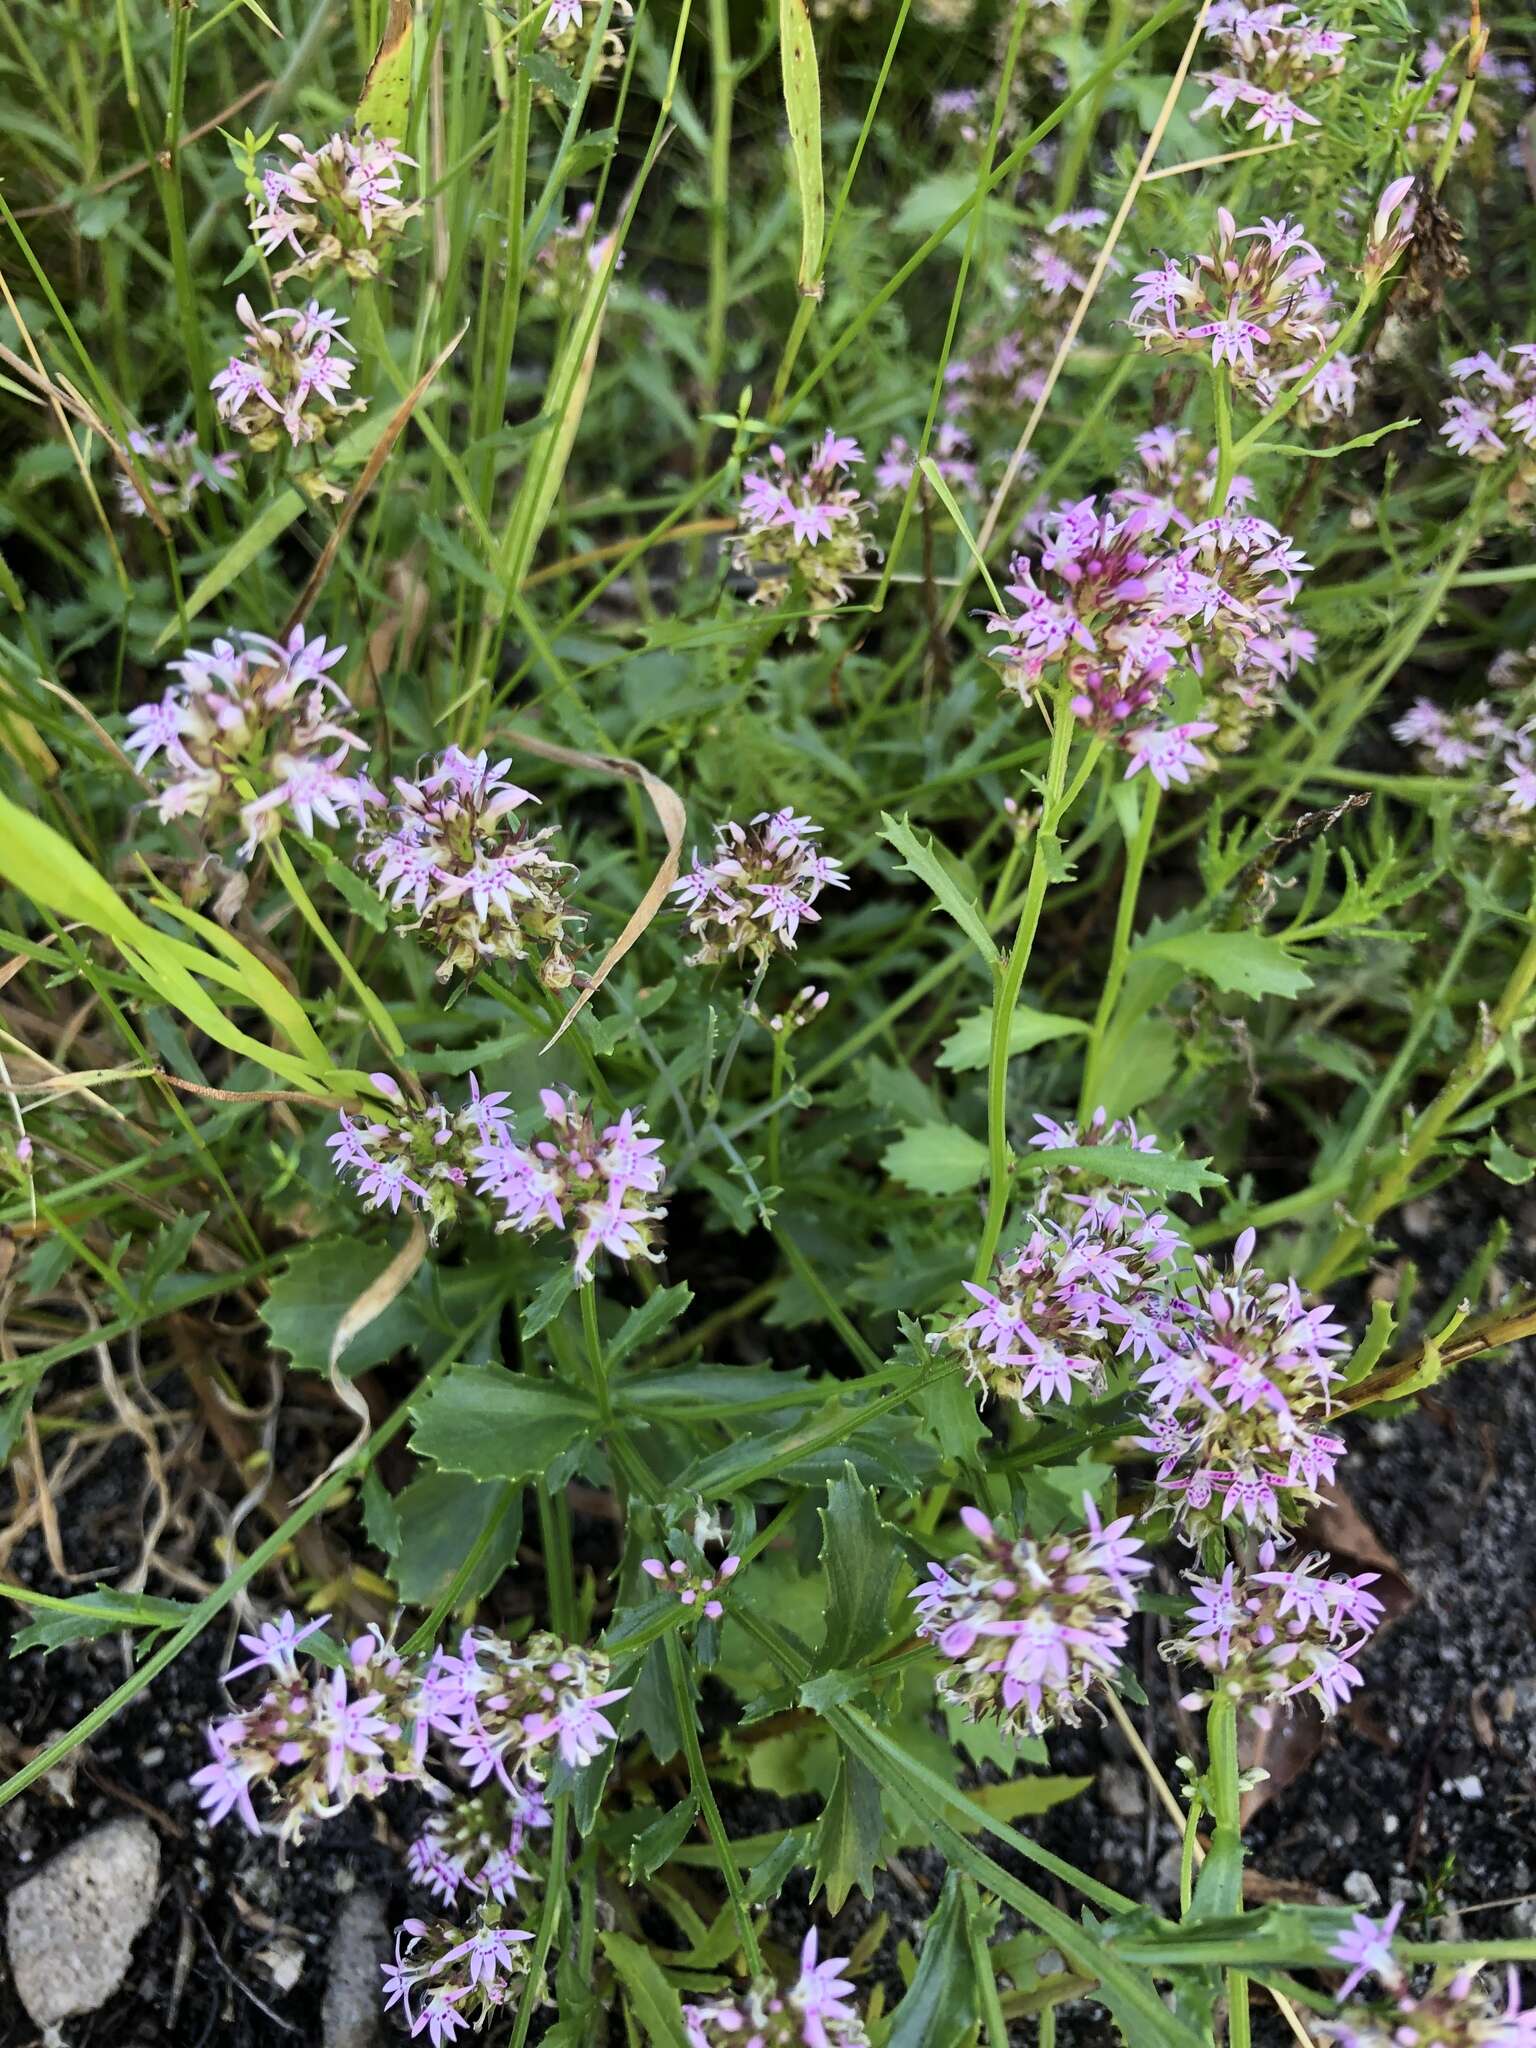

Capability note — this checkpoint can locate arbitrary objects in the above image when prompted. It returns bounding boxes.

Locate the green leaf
[409,1365,596,1483]
[743,1827,816,1905]
[887,1870,979,2048]
[599,1932,690,2048]
[812,1749,885,1912]
[1488,1130,1536,1184]
[879,814,998,968]
[523,48,579,108]
[613,1363,815,1422]
[883,1122,987,1196]
[169,496,307,642]
[830,1704,1205,2048]
[606,1282,693,1370]
[522,1261,576,1338]
[357,0,414,139]
[919,455,1003,610]
[816,1466,905,1672]
[1250,415,1418,459]
[891,169,979,238]
[943,1698,1048,1775]
[961,1774,1093,1825]
[1138,929,1312,999]
[0,792,349,1095]
[1027,1143,1225,1199]
[386,1474,523,1605]
[309,843,389,931]
[936,1006,1088,1072]
[261,1236,440,1376]
[778,0,824,297]
[627,1797,699,1881]
[9,1587,191,1657]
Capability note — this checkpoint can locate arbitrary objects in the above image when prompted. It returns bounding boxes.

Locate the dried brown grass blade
[0,345,173,544]
[283,324,468,635]
[494,729,686,1049]
[294,1215,428,1501]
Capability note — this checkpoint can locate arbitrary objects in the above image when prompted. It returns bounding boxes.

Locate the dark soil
[4,1179,1536,2044]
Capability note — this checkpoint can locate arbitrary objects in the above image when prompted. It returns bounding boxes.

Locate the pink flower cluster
[211,294,364,451]
[1440,345,1536,464]
[1165,1538,1384,1722]
[251,128,418,283]
[874,420,977,498]
[1195,0,1353,145]
[1025,207,1114,299]
[124,626,374,858]
[191,1615,432,1841]
[988,495,1311,784]
[671,809,847,966]
[406,1785,549,1908]
[938,1171,1187,1414]
[640,1551,741,1622]
[192,1612,625,1840]
[434,1629,629,1785]
[911,1499,1150,1739]
[472,1087,667,1281]
[930,86,983,148]
[358,746,581,985]
[683,1931,869,2048]
[383,1911,531,2048]
[1138,1226,1348,1539]
[944,331,1050,442]
[1130,212,1356,422]
[1112,426,1256,536]
[735,432,875,632]
[117,425,239,520]
[1392,681,1536,843]
[328,1073,509,1236]
[1320,1948,1536,2048]
[532,200,625,310]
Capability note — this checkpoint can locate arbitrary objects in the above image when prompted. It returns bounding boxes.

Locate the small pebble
[4,1817,160,2029]
[1343,1870,1382,1908]
[322,1889,389,2048]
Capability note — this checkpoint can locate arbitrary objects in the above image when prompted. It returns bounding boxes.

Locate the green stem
[1078,780,1159,1118]
[973,691,1079,1282]
[1204,1693,1250,2043]
[701,0,733,416]
[400,1483,518,1657]
[157,0,211,446]
[267,837,406,1059]
[664,1629,762,1970]
[580,1280,613,1426]
[766,1028,789,1191]
[1211,362,1237,512]
[508,1795,569,2048]
[770,1224,884,1375]
[1310,902,1536,1288]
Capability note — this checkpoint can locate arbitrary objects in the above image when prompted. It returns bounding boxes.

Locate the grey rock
[5,1817,160,2029]
[1096,1762,1146,1818]
[323,1889,389,2048]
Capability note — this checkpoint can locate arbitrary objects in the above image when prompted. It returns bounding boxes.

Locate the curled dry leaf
[293,1215,428,1503]
[490,727,686,1049]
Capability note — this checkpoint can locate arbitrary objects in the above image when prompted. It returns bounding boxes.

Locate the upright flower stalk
[974,682,1098,1282]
